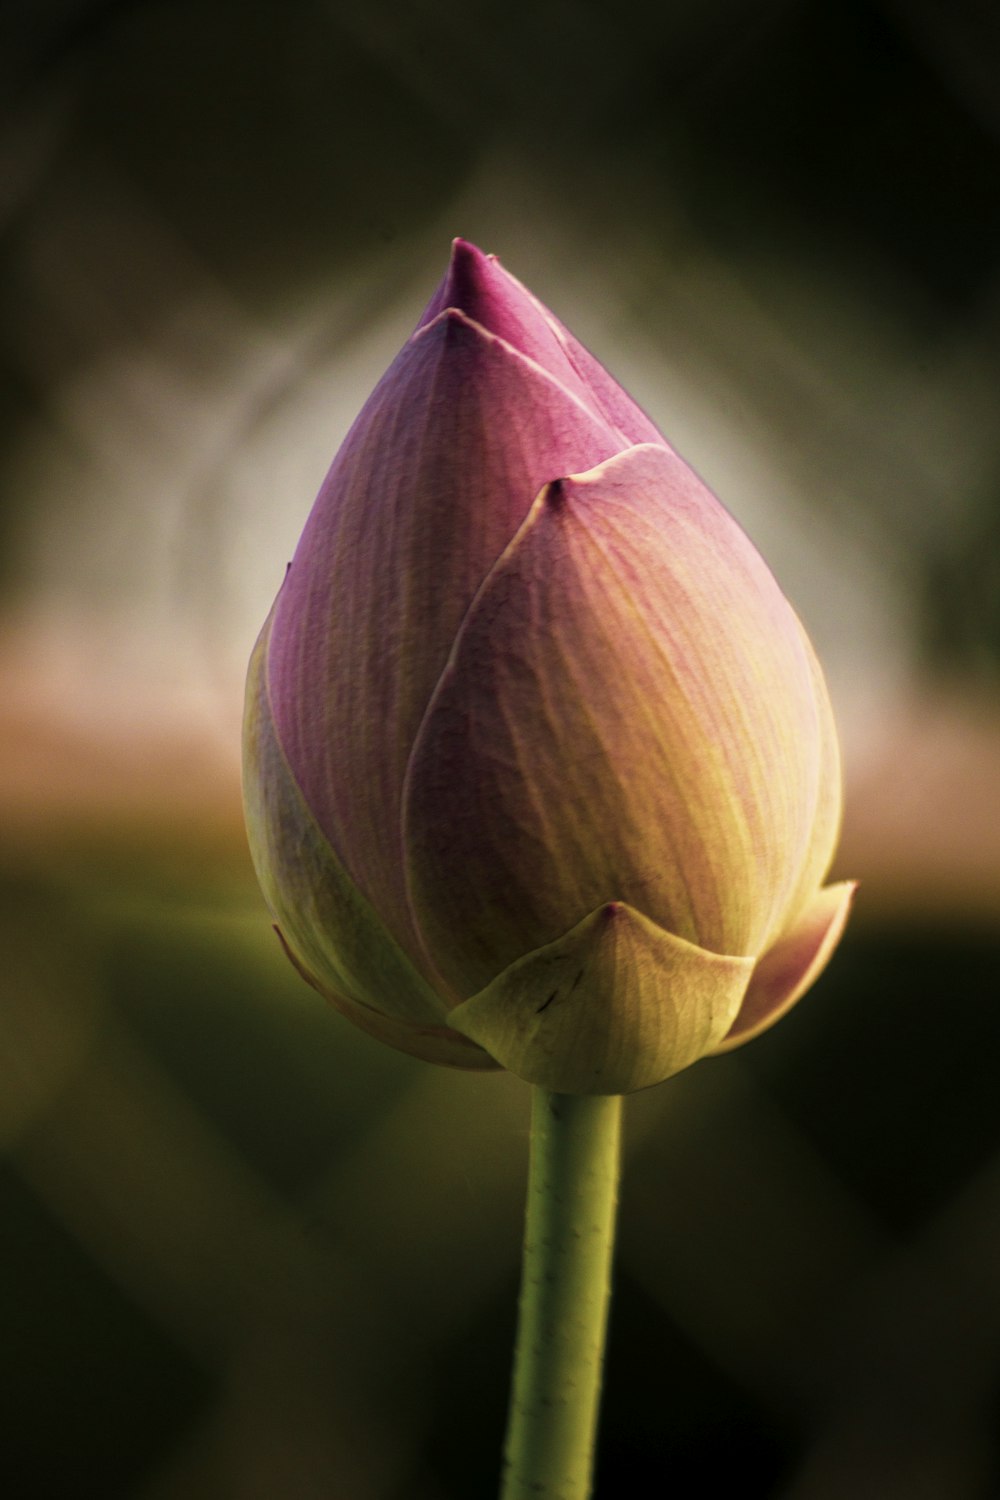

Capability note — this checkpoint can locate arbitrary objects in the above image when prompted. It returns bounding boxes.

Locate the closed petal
[274,927,499,1072]
[267,307,625,976]
[447,901,754,1094]
[760,635,845,952]
[403,443,828,996]
[244,616,494,1075]
[711,880,858,1054]
[417,239,668,450]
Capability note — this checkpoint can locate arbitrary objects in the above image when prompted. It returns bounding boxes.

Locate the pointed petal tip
[447,902,754,1095]
[416,241,499,332]
[541,448,670,514]
[544,476,569,512]
[450,237,502,271]
[410,304,492,354]
[553,442,681,497]
[431,238,503,325]
[711,880,857,1056]
[451,235,488,259]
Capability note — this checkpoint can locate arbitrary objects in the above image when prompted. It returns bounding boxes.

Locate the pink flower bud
[243,240,855,1094]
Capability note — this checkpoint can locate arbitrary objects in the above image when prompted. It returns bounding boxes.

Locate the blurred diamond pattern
[2,2,1000,1496]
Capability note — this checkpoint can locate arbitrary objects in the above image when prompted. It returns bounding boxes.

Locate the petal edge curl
[710,880,857,1055]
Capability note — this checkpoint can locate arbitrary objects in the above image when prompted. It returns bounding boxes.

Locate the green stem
[501,1089,623,1500]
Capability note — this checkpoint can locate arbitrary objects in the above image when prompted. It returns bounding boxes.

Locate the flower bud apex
[243,239,855,1094]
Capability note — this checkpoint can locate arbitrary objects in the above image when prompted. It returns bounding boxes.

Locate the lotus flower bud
[243,240,855,1094]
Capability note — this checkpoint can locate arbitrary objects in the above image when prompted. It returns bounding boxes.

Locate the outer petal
[243,615,497,1072]
[711,880,858,1054]
[417,239,669,450]
[267,307,626,984]
[403,443,829,998]
[447,901,754,1094]
[759,634,845,954]
[274,928,497,1071]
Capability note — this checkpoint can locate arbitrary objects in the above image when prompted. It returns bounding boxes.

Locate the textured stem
[501,1089,622,1500]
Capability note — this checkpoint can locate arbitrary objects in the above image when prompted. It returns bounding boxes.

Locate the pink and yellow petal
[244,617,491,1071]
[403,443,829,996]
[267,306,628,976]
[767,635,845,945]
[710,880,857,1054]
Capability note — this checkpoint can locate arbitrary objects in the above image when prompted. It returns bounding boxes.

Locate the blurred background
[2,1,1000,1495]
